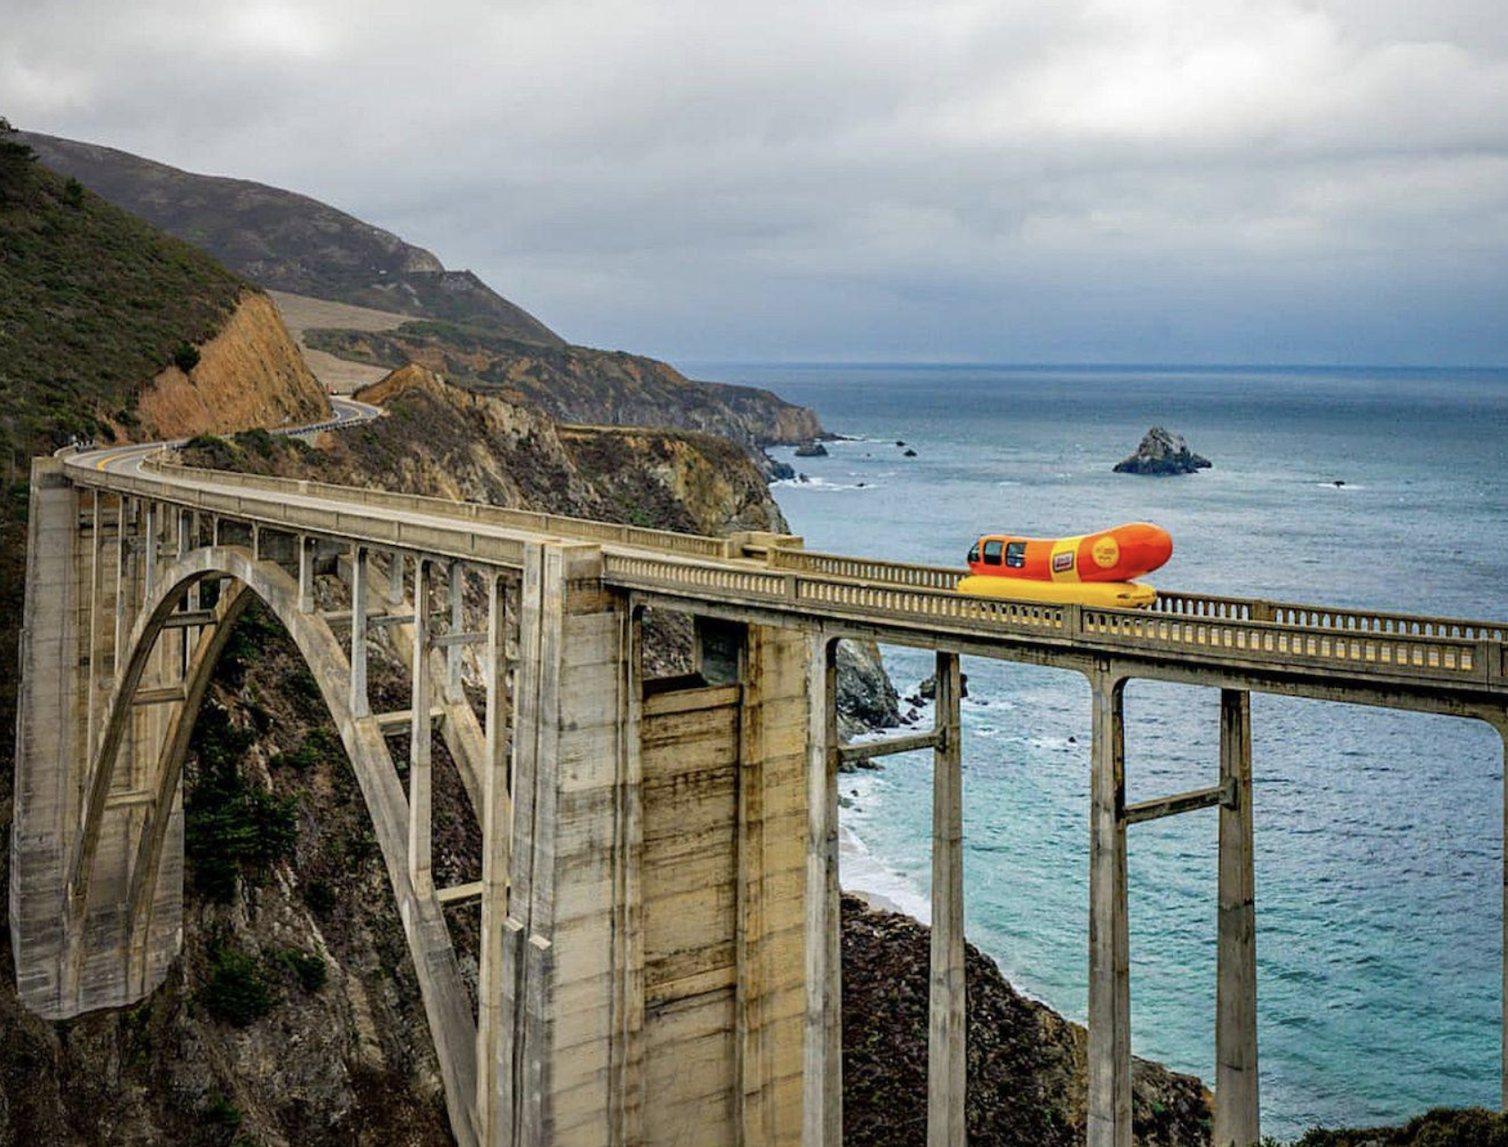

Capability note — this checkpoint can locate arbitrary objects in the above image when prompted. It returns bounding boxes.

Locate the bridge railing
[768,554,1507,651]
[767,546,964,590]
[1082,607,1490,682]
[606,552,1495,686]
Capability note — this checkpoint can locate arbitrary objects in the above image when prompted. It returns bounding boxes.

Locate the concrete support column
[928,650,966,1147]
[505,542,629,1147]
[802,636,841,1147]
[387,548,406,605]
[86,492,105,766]
[142,501,158,602]
[1500,719,1508,1113]
[112,499,130,683]
[733,622,812,1147]
[477,573,515,1147]
[298,535,316,614]
[448,559,466,702]
[350,545,370,720]
[1088,669,1132,1147]
[409,557,433,896]
[10,460,84,1016]
[1216,689,1259,1147]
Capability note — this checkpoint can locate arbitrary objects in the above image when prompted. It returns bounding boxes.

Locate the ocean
[690,363,1508,1138]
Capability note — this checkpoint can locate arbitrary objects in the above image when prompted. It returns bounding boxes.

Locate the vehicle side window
[1006,542,1026,568]
[982,539,1003,565]
[967,542,980,563]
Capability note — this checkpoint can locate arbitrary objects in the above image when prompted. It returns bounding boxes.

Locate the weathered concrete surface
[10,460,84,1015]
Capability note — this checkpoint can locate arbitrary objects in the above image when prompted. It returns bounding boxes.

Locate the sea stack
[1113,425,1211,475]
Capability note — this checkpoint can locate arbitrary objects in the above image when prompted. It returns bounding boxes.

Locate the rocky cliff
[305,321,823,446]
[133,290,330,442]
[842,896,1211,1147]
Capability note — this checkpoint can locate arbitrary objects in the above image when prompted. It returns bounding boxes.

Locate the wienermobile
[959,521,1173,608]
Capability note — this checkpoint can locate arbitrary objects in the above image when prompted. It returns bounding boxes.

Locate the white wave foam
[839,823,929,921]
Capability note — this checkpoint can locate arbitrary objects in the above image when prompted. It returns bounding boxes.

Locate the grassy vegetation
[0,141,244,468]
[0,130,246,770]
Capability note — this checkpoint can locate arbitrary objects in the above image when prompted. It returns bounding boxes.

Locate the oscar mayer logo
[1053,551,1075,573]
[1091,534,1121,569]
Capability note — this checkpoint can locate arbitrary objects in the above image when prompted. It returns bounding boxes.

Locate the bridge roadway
[16,402,1508,1147]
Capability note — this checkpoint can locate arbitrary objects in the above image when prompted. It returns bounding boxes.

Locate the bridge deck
[64,451,1508,715]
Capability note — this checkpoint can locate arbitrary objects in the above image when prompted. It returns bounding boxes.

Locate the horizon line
[673,358,1508,373]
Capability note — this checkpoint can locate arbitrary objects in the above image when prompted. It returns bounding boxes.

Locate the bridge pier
[1088,669,1132,1147]
[10,461,86,1013]
[804,636,842,1147]
[928,650,966,1147]
[1216,689,1260,1147]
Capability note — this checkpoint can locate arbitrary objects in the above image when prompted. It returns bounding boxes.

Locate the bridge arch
[68,543,482,1147]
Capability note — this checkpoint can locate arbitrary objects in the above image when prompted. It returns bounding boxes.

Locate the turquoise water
[695,364,1508,1137]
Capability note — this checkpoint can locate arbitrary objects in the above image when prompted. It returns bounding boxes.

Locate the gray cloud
[4,0,1506,362]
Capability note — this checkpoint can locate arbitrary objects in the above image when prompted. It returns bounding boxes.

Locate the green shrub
[203,1091,243,1127]
[172,341,201,373]
[302,878,336,914]
[185,704,298,902]
[200,943,277,1027]
[62,177,85,209]
[272,947,328,993]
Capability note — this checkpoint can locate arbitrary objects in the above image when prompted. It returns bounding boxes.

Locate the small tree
[62,176,84,208]
[0,117,37,201]
[172,341,201,373]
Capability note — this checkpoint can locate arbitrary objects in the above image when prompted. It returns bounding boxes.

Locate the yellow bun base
[957,575,1157,609]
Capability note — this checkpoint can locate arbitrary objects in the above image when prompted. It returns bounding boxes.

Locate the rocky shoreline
[841,895,1211,1146]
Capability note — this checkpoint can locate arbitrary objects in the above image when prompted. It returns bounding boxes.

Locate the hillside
[19,128,826,445]
[19,130,563,345]
[0,132,327,770]
[308,319,823,445]
[0,144,241,463]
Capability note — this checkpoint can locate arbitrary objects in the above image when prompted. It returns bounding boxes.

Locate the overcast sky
[4,0,1507,364]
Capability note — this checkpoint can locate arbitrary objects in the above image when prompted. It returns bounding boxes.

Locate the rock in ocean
[1113,425,1212,475]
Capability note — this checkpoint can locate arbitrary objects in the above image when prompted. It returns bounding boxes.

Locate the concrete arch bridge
[11,440,1508,1147]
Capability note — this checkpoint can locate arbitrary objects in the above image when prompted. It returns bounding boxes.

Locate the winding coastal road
[70,395,382,477]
